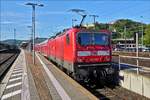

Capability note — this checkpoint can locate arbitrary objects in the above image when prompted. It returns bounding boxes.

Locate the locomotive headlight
[97,50,110,56]
[77,51,91,56]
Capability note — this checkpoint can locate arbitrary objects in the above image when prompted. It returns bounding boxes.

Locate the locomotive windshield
[78,33,109,46]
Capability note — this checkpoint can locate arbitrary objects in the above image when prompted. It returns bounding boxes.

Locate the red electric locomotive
[35,27,114,84]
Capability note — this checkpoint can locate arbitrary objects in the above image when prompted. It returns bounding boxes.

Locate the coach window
[66,34,70,45]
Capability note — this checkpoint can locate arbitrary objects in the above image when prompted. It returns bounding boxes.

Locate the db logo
[91,51,97,56]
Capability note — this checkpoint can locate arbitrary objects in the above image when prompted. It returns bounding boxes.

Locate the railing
[118,55,150,74]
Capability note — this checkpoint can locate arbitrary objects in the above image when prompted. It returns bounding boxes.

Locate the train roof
[48,27,111,40]
[36,39,48,45]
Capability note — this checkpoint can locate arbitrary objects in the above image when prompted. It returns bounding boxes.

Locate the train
[35,27,114,85]
[0,43,18,51]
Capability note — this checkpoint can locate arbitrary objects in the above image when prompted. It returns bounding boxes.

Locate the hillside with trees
[87,19,149,47]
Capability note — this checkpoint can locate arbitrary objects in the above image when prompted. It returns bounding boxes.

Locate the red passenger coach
[35,27,114,84]
[35,40,49,56]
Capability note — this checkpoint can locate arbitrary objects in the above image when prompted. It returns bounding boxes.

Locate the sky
[0,0,150,40]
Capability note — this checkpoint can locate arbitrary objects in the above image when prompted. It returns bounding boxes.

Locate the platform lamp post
[27,26,32,52]
[124,26,127,51]
[136,32,139,74]
[140,16,144,50]
[14,28,16,47]
[25,3,44,64]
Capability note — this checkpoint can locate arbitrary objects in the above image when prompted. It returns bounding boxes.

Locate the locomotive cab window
[77,32,109,46]
[66,34,70,44]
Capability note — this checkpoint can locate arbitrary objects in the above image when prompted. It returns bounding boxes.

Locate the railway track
[90,85,149,100]
[45,55,149,100]
[83,69,149,100]
[96,86,126,100]
[112,55,150,69]
[0,50,20,81]
[0,54,15,66]
[0,49,7,53]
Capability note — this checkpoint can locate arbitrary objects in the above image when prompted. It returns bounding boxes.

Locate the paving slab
[1,49,98,100]
[36,52,98,100]
[0,49,30,100]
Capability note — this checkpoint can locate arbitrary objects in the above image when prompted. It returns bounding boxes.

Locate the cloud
[1,21,14,25]
[1,12,27,19]
[16,1,29,7]
[38,11,73,16]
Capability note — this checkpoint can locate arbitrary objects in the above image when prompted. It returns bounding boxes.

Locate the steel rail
[0,54,18,79]
[103,86,127,100]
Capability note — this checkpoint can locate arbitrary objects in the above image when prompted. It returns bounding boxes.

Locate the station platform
[118,65,150,99]
[0,49,98,100]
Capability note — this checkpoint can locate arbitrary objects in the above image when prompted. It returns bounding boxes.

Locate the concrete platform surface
[119,69,150,99]
[0,49,98,100]
[35,52,98,100]
[0,49,30,100]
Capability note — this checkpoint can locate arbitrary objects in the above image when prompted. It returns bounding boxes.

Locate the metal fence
[118,55,150,74]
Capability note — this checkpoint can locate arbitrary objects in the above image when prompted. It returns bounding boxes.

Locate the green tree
[86,19,147,40]
[144,24,150,47]
[112,19,142,38]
